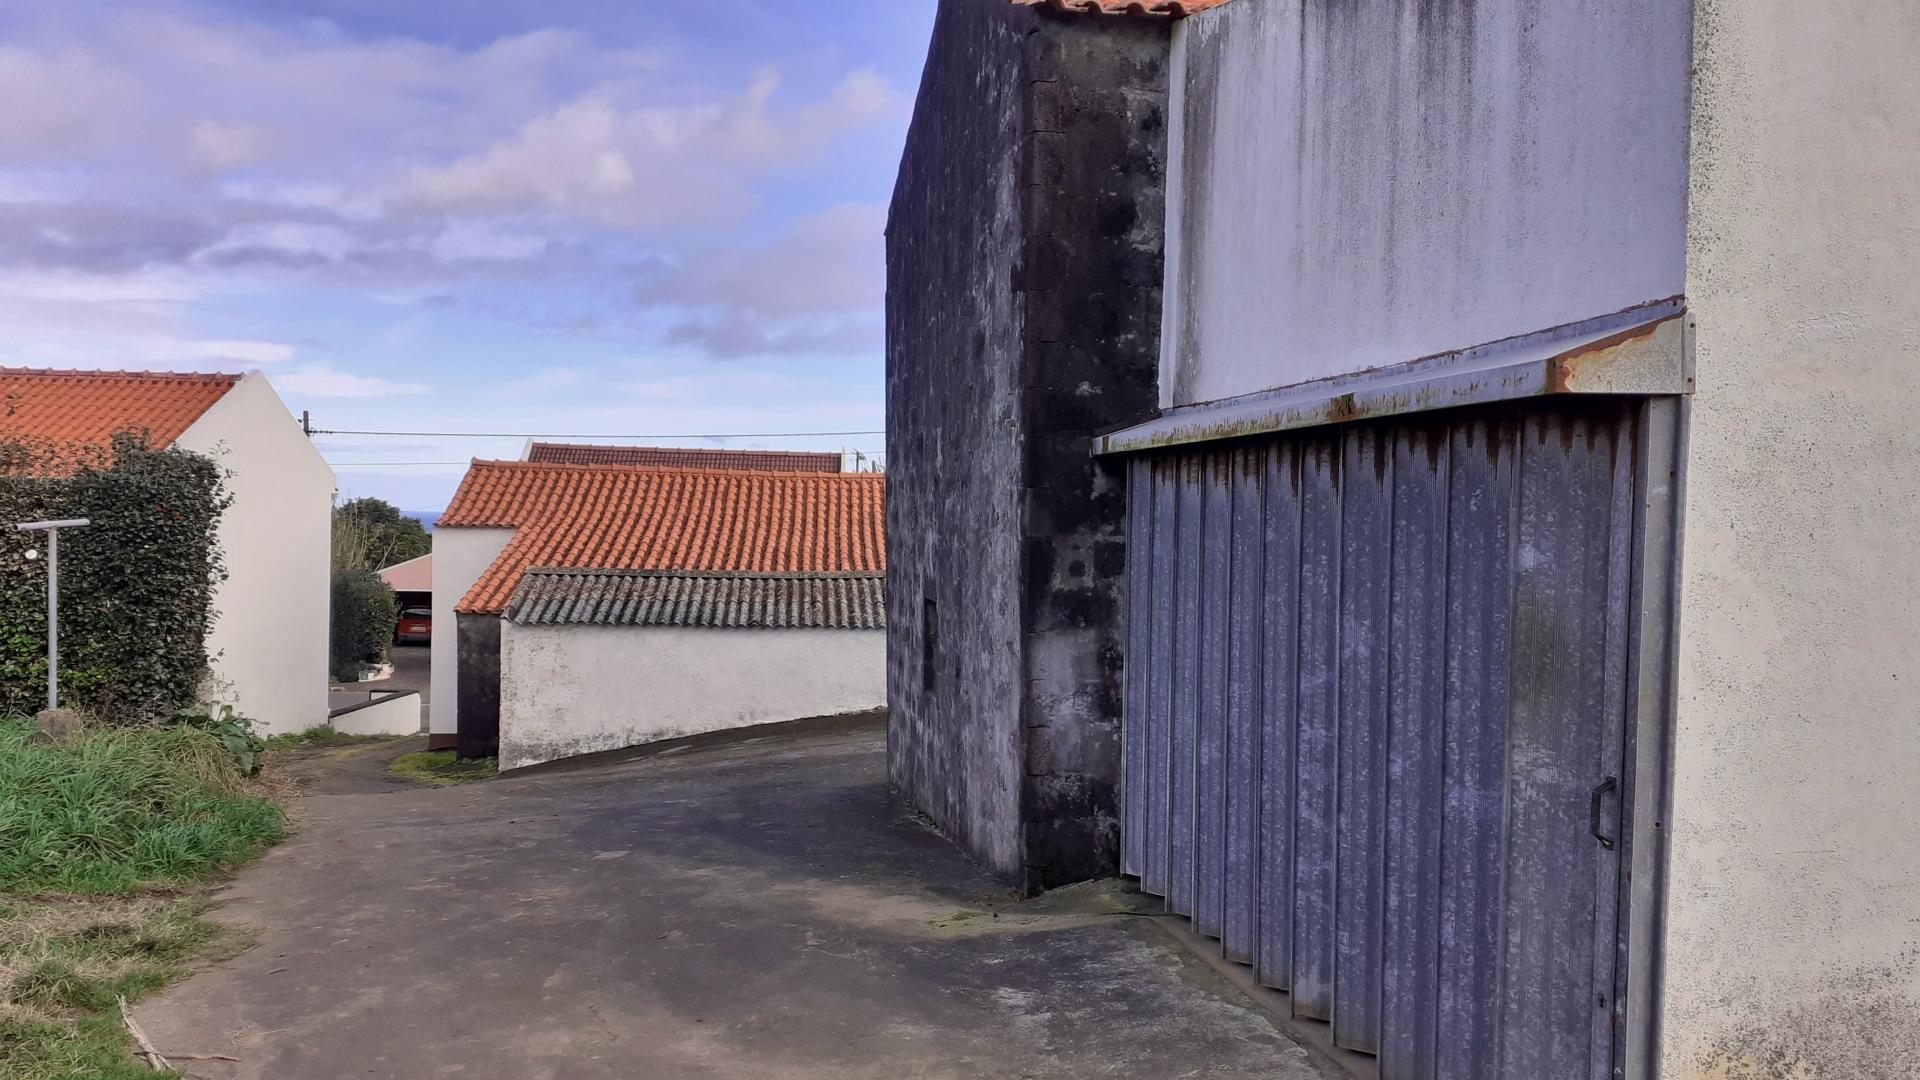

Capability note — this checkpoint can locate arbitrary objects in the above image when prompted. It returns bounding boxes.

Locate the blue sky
[0,0,935,509]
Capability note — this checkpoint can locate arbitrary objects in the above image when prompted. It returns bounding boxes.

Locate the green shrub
[0,720,286,895]
[0,434,229,723]
[329,570,398,682]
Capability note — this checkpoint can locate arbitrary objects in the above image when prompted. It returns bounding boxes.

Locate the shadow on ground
[137,722,1339,1080]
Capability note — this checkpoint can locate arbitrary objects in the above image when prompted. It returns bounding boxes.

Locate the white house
[0,368,332,734]
[429,453,886,764]
[499,569,884,771]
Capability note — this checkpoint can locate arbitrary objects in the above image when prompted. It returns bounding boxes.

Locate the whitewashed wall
[329,692,421,736]
[498,624,885,771]
[427,527,514,741]
[1661,2,1920,1074]
[1163,0,1692,406]
[175,372,332,735]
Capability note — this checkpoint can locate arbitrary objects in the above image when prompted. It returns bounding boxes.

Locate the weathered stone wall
[1015,21,1168,889]
[886,0,1033,881]
[455,614,501,760]
[887,0,1166,891]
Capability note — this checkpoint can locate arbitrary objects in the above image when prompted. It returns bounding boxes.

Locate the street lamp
[14,518,90,712]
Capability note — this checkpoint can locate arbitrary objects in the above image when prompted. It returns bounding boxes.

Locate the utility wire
[310,427,884,440]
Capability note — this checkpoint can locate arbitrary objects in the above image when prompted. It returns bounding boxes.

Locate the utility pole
[15,518,90,711]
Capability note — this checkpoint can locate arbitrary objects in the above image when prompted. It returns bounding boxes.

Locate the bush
[0,435,229,723]
[0,719,286,895]
[330,570,398,682]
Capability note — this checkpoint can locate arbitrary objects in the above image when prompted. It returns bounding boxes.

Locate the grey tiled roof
[505,569,886,630]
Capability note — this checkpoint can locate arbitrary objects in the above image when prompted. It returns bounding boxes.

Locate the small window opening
[922,597,939,692]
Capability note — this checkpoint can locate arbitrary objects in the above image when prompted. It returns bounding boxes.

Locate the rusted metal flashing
[1097,302,1691,455]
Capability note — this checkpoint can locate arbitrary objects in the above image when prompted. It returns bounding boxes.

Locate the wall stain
[1681,958,1920,1080]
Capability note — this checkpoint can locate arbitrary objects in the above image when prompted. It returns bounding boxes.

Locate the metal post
[46,527,57,712]
[14,518,90,711]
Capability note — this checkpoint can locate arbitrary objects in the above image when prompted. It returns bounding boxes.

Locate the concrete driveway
[137,722,1338,1080]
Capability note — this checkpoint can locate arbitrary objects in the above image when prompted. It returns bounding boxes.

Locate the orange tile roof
[440,460,886,615]
[1013,0,1234,16]
[526,442,844,473]
[0,368,241,456]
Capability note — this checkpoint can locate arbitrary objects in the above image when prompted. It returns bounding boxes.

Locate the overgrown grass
[0,719,287,1078]
[389,750,497,787]
[0,895,238,1078]
[0,721,286,895]
[262,723,356,750]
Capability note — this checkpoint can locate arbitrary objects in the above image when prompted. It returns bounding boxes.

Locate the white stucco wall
[1163,0,1692,406]
[1660,3,1920,1074]
[329,692,421,737]
[427,526,514,737]
[497,624,885,772]
[174,372,332,735]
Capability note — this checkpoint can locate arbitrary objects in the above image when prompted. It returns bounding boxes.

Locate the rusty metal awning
[1096,302,1692,455]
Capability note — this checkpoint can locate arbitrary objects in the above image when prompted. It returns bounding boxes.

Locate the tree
[332,497,430,573]
[330,570,398,682]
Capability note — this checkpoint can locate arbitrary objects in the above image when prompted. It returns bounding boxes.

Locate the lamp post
[14,518,90,711]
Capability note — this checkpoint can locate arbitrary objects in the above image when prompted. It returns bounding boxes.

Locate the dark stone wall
[1015,21,1169,889]
[456,615,501,760]
[885,0,1034,880]
[886,0,1167,892]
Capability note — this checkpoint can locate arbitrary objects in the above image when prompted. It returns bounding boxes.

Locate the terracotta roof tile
[1014,0,1234,17]
[526,442,844,472]
[0,368,241,456]
[440,460,886,615]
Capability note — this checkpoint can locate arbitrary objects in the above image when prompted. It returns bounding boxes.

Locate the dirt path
[136,722,1339,1080]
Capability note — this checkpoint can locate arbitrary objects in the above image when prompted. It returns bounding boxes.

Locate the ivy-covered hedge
[330,570,398,682]
[0,435,229,722]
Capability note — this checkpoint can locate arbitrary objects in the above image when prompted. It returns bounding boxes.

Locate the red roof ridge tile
[0,366,245,382]
[463,458,885,480]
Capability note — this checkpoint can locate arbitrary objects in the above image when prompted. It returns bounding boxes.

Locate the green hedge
[330,570,398,682]
[0,436,229,722]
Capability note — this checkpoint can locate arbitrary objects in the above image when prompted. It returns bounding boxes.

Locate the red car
[395,607,432,644]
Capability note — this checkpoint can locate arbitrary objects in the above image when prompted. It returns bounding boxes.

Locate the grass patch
[0,719,287,1077]
[0,721,286,896]
[389,750,496,787]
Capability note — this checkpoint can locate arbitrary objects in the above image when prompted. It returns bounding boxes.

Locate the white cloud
[189,120,267,175]
[637,203,886,357]
[274,365,429,399]
[399,71,894,228]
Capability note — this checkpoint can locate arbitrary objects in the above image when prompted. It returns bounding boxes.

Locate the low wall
[328,691,421,737]
[498,623,886,772]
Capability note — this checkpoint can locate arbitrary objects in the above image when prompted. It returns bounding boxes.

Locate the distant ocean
[408,511,442,533]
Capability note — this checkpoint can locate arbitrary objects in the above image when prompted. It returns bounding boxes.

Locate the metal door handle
[1590,776,1619,850]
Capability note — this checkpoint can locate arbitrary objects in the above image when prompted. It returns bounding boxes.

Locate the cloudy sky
[0,0,934,509]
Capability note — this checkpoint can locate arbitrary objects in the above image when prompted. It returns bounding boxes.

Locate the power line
[311,427,885,440]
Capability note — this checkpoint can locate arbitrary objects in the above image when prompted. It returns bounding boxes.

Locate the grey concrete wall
[1163,0,1692,406]
[1660,2,1920,1074]
[886,0,1165,891]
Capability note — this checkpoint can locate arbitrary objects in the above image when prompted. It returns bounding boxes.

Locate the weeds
[261,723,355,750]
[389,750,496,787]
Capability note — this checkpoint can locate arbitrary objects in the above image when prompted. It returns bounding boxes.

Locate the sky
[0,0,936,510]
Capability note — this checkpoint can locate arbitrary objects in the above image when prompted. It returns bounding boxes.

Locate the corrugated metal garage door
[1121,399,1644,1080]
